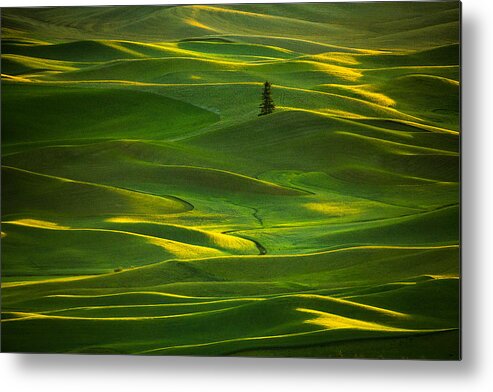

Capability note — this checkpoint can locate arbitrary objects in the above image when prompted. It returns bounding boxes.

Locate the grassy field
[1,2,460,359]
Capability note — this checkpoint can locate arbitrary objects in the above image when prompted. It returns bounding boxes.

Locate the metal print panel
[0,1,461,359]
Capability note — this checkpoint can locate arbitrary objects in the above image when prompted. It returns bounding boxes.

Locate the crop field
[1,2,460,359]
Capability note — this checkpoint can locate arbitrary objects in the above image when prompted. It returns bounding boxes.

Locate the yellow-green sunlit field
[1,2,460,359]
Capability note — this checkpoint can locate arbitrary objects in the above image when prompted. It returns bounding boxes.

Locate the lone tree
[258,81,275,116]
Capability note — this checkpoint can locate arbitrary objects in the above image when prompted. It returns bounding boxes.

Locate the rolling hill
[1,2,460,359]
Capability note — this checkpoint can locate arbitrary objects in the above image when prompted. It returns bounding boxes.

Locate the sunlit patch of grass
[298,308,407,331]
[184,18,218,32]
[316,84,396,107]
[4,219,70,230]
[308,52,362,66]
[304,202,361,217]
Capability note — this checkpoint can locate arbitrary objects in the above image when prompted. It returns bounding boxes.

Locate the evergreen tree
[258,81,275,116]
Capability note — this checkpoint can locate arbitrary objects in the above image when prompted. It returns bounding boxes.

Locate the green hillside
[1,2,460,359]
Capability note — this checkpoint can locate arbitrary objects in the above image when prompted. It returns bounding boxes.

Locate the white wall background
[1,0,491,391]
